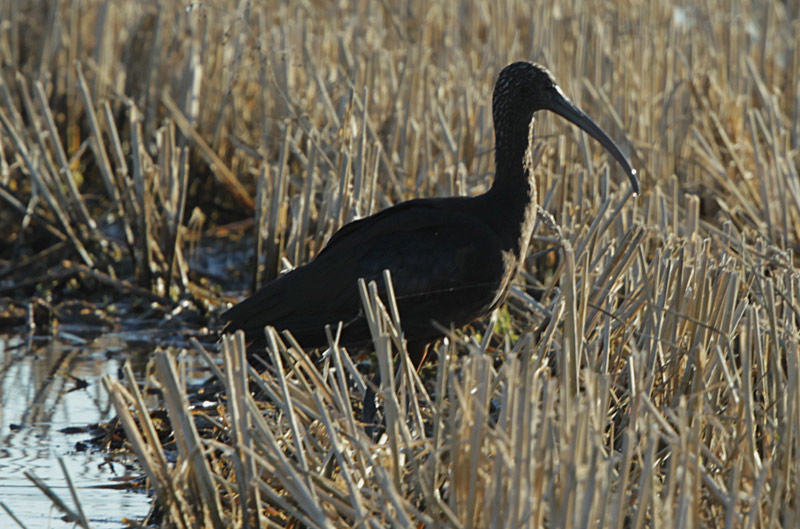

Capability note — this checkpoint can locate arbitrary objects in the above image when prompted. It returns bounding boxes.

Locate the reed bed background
[2,0,800,527]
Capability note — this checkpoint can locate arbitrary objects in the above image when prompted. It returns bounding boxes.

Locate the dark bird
[222,62,639,367]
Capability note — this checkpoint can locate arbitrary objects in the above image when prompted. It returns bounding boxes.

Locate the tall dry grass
[2,0,800,527]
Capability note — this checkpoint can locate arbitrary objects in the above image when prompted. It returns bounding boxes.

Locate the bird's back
[221,196,512,353]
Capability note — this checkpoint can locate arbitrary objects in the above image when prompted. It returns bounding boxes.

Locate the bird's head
[492,62,562,126]
[492,61,639,195]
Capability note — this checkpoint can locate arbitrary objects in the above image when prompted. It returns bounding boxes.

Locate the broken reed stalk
[4,0,800,527]
[20,456,101,529]
[109,231,800,527]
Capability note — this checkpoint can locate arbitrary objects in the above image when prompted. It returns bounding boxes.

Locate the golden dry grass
[3,0,800,527]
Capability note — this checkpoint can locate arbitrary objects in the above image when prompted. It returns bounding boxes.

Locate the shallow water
[0,333,153,528]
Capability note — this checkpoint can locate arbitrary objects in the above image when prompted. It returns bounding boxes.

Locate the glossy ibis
[222,62,639,367]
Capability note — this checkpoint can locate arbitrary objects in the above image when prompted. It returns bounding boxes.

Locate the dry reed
[2,0,800,527]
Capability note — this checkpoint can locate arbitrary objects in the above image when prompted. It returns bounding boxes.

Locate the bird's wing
[221,199,510,347]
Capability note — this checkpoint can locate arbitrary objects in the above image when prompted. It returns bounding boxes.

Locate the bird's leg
[362,354,405,440]
[362,370,382,440]
[407,340,430,370]
[361,340,430,439]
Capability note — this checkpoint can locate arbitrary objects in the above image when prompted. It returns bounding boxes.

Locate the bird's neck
[484,119,539,260]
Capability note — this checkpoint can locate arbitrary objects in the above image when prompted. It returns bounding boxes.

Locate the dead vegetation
[2,0,800,527]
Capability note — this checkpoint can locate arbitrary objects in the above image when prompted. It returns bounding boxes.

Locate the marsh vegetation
[2,0,800,527]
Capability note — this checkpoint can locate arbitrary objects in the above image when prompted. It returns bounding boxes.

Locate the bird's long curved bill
[548,95,640,196]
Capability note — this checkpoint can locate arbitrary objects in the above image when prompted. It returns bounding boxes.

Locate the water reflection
[0,333,154,528]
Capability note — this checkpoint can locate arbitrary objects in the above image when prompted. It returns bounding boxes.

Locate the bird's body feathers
[222,196,515,354]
